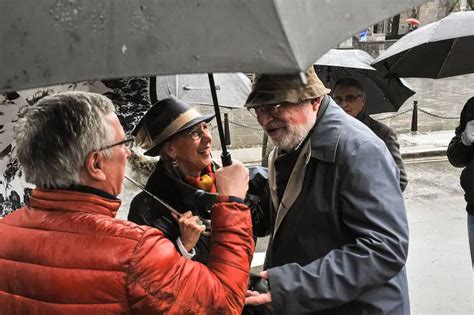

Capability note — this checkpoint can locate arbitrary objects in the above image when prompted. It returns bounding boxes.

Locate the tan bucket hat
[245,67,330,108]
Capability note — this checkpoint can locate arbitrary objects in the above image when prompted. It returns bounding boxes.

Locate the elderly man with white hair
[245,68,410,315]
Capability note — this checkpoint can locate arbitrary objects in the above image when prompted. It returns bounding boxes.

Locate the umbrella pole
[149,76,158,104]
[208,73,232,166]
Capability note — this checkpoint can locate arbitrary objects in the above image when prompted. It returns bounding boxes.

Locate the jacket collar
[66,184,118,200]
[29,187,122,218]
[356,108,369,124]
[309,96,346,163]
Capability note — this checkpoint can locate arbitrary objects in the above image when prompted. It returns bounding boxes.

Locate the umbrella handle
[221,151,232,167]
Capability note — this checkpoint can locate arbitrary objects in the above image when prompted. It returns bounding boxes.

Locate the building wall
[353,0,454,57]
[367,0,452,40]
[418,0,451,24]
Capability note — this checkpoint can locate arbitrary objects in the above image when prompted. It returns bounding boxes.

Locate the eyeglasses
[248,102,294,116]
[333,94,362,104]
[188,123,211,141]
[99,136,135,151]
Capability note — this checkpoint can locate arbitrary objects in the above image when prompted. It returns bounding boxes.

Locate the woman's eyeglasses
[188,123,210,141]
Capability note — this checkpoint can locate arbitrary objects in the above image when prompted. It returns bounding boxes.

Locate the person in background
[447,96,474,268]
[244,68,409,314]
[0,91,253,314]
[332,77,408,191]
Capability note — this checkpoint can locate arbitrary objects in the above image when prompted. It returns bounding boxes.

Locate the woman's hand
[174,211,206,252]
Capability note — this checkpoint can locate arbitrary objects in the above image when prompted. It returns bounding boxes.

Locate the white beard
[268,118,315,151]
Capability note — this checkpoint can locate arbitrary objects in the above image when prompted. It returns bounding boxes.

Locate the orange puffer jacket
[0,189,254,314]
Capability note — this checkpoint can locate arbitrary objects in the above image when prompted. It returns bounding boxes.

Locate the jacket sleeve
[267,140,408,312]
[126,201,254,314]
[447,134,472,167]
[383,128,408,192]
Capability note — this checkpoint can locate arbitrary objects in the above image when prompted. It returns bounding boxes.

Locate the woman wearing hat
[128,96,218,263]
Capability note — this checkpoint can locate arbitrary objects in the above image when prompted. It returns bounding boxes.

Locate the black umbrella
[314,49,415,114]
[372,11,474,79]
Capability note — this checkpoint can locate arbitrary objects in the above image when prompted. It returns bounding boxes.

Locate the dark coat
[128,159,215,264]
[258,96,409,315]
[357,110,408,191]
[128,160,270,265]
[447,97,474,214]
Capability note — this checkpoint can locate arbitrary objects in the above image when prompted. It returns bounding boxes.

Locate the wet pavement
[402,159,472,315]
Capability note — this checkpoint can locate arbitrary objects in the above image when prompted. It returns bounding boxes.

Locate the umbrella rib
[437,38,458,79]
[385,48,413,75]
[272,2,299,68]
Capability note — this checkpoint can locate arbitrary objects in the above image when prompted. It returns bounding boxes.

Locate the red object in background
[405,18,420,25]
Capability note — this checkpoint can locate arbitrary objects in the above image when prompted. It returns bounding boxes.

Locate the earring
[171,159,179,169]
[168,158,185,180]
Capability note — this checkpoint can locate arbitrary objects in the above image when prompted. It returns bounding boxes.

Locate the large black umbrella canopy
[315,49,415,114]
[372,11,474,79]
[0,0,425,93]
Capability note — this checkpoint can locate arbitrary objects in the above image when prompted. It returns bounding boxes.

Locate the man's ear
[84,151,107,182]
[311,97,322,111]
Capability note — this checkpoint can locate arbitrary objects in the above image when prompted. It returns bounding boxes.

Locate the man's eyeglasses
[99,136,135,151]
[188,123,211,141]
[248,102,293,116]
[333,94,362,104]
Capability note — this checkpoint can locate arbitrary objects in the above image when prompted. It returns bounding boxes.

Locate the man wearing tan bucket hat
[245,68,410,314]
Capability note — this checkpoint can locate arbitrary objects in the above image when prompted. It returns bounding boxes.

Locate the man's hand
[173,211,206,252]
[461,120,474,146]
[215,160,249,199]
[245,271,272,306]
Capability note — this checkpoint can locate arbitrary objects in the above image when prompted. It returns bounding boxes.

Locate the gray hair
[15,91,116,189]
[333,77,366,98]
[135,124,173,160]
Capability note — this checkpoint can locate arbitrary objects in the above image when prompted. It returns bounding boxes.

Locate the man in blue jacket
[245,68,410,314]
